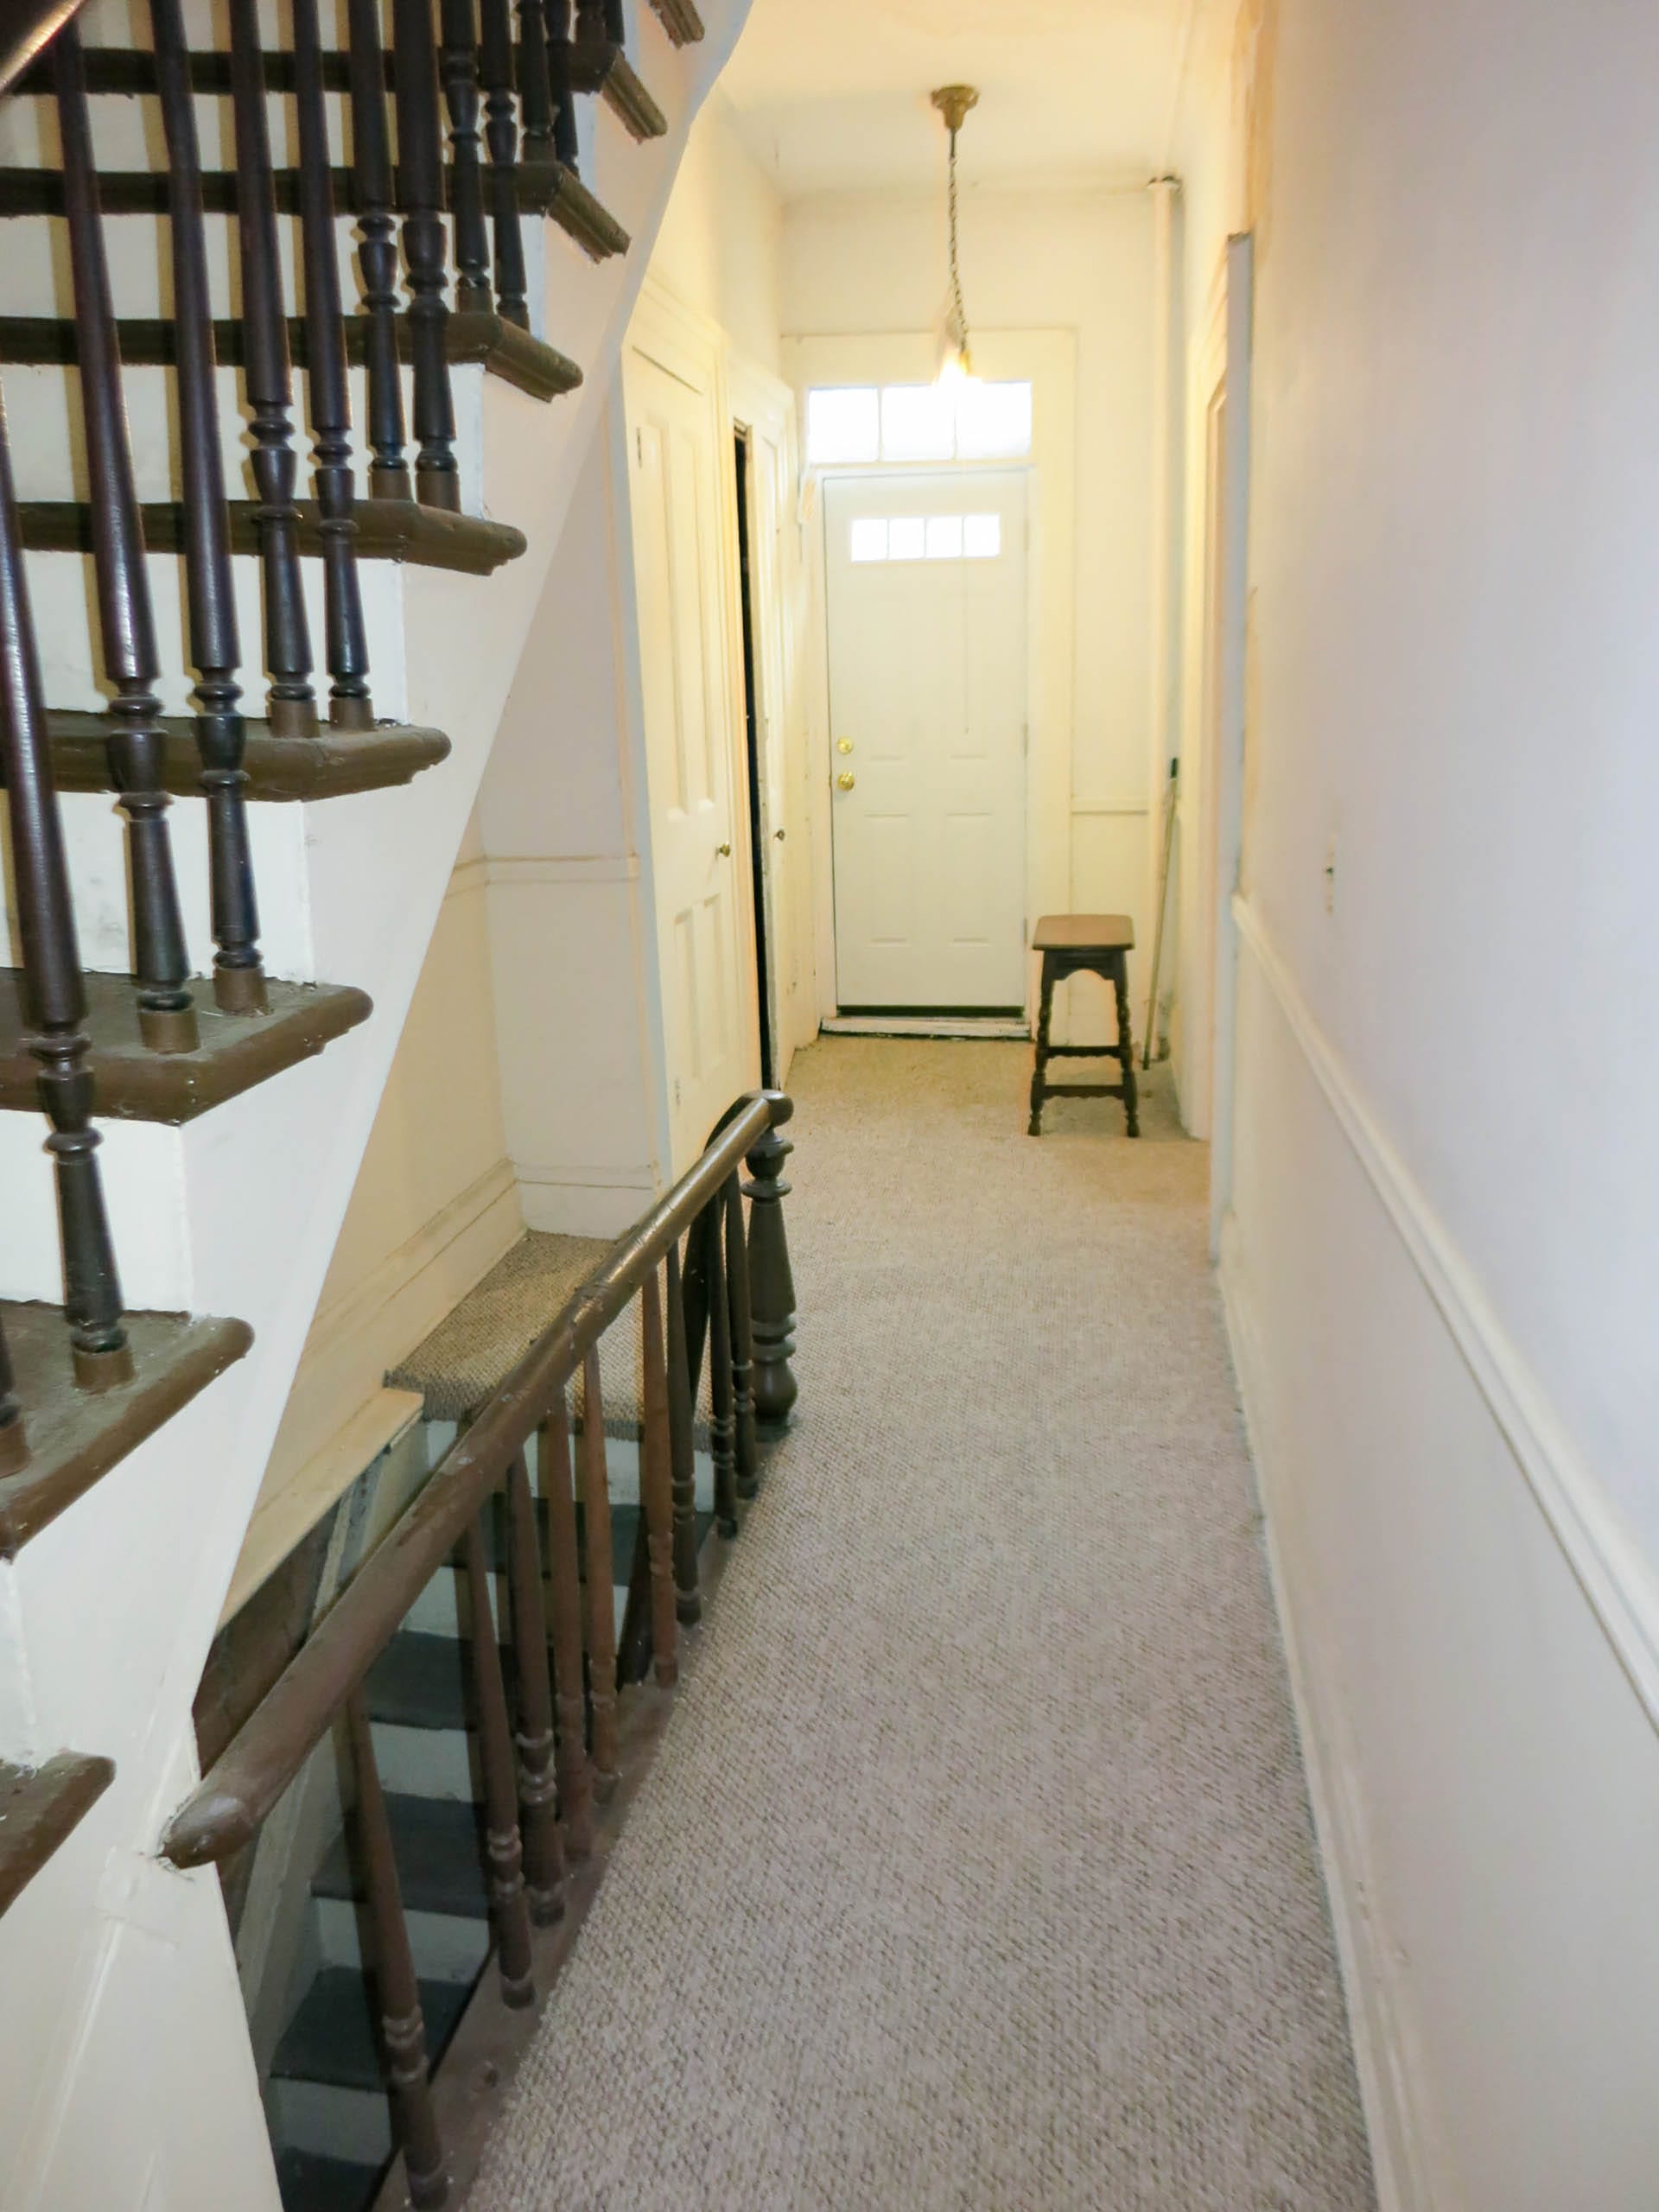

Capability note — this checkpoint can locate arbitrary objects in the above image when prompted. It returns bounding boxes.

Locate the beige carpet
[470,1039,1376,2212]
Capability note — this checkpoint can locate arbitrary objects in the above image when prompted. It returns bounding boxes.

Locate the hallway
[471,1039,1375,2209]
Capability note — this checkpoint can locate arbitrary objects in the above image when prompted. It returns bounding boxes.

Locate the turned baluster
[746,1097,799,1434]
[477,0,530,326]
[54,24,198,1054]
[577,0,625,51]
[464,1515,536,2006]
[346,1694,448,2209]
[294,0,374,729]
[707,1194,738,1536]
[395,0,462,509]
[504,1446,569,1921]
[0,390,130,1390]
[229,0,316,735]
[546,0,579,170]
[664,1239,701,1623]
[536,1397,595,1854]
[151,0,267,1018]
[725,1171,759,1498]
[639,1269,678,1688]
[605,0,627,44]
[517,0,554,160]
[347,0,412,498]
[576,1344,620,1791]
[439,0,493,315]
[0,1313,26,1477]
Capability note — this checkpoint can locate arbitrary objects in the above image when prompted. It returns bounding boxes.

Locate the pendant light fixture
[931,84,979,390]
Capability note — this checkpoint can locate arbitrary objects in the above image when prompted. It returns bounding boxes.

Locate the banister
[0,0,87,97]
[162,1090,791,1869]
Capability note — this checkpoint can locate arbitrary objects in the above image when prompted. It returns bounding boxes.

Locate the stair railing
[162,1091,799,2207]
[0,0,620,1458]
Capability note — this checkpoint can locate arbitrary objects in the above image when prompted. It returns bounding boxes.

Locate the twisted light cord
[947,124,969,365]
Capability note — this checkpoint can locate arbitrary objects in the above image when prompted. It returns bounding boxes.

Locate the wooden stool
[1027,913,1139,1137]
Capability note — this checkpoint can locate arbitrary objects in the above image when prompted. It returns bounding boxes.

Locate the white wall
[779,185,1158,1035]
[1204,1,1659,2203]
[480,90,791,1220]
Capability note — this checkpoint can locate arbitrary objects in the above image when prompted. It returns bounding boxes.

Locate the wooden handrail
[0,1750,114,1915]
[0,0,87,96]
[162,1090,791,1869]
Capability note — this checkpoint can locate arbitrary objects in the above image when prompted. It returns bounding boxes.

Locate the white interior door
[823,471,1029,1010]
[625,343,756,1167]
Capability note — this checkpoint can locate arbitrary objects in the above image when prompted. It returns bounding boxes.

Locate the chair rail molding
[1230,892,1659,1733]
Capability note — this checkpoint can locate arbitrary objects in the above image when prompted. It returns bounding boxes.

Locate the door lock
[836,737,855,754]
[836,772,855,791]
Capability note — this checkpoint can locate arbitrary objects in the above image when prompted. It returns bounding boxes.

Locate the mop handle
[1142,759,1179,1071]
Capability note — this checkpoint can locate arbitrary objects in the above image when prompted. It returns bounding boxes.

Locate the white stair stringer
[0,6,753,2210]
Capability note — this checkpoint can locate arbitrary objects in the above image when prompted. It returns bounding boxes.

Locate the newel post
[744,1094,798,1435]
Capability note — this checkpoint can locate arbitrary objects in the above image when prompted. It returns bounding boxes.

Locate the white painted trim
[511,1156,657,1189]
[821,1014,1029,1039]
[1232,892,1659,1734]
[1218,1216,1438,2212]
[1071,796,1149,817]
[1207,233,1254,1255]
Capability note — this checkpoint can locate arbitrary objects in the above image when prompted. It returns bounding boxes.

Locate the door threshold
[822,1014,1031,1040]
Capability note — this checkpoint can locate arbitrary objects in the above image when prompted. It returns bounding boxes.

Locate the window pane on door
[925,515,963,560]
[963,512,1002,558]
[849,518,889,563]
[887,517,926,561]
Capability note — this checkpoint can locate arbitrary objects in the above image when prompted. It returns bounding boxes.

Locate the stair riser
[313,1892,491,1988]
[266,2075,391,2171]
[1,359,487,514]
[17,539,410,722]
[368,1719,479,1803]
[1,784,313,982]
[0,1114,188,1308]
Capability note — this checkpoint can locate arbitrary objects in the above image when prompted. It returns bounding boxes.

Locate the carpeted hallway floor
[470,1039,1376,2211]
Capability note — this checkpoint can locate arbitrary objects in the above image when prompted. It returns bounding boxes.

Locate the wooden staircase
[0,0,763,2203]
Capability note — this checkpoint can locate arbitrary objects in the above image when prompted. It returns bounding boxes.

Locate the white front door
[625,342,756,1168]
[823,469,1029,1010]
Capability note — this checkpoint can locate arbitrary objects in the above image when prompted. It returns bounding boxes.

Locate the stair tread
[35,711,450,803]
[273,1965,471,2093]
[273,2146,381,2212]
[467,1491,659,1583]
[314,1793,489,1921]
[364,1630,496,1732]
[18,497,524,577]
[0,971,371,1126]
[0,308,582,404]
[0,160,630,258]
[569,40,668,138]
[0,1300,251,1555]
[647,0,705,45]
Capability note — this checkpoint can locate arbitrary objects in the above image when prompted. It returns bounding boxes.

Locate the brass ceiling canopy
[930,84,979,134]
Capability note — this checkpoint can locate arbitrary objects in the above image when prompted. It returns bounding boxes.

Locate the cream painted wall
[649,90,785,375]
[1198,1,1659,2203]
[779,186,1156,1038]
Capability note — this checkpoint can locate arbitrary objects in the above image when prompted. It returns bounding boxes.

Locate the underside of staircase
[0,0,749,2205]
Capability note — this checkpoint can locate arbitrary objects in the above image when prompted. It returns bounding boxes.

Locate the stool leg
[1027,961,1053,1135]
[1114,955,1139,1137]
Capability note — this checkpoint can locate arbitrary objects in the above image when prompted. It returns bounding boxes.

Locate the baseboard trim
[1218,1218,1440,2212]
[1232,894,1659,1732]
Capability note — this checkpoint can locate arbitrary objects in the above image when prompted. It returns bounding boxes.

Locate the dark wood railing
[162,1091,797,2201]
[0,0,646,1477]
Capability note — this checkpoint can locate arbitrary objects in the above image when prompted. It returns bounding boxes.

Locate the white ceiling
[718,0,1204,200]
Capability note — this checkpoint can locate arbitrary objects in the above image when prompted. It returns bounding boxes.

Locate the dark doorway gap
[733,429,773,1087]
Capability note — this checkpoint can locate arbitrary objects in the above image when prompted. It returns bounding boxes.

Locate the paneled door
[824,470,1028,1009]
[625,340,756,1169]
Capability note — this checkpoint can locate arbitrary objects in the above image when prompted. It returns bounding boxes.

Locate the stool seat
[1032,912,1134,955]
[1027,912,1139,1137]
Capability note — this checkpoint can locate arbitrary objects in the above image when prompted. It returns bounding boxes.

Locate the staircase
[0,1,750,2206]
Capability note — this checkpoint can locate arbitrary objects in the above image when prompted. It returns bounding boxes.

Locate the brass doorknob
[836,736,855,754]
[716,841,732,856]
[836,771,855,791]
